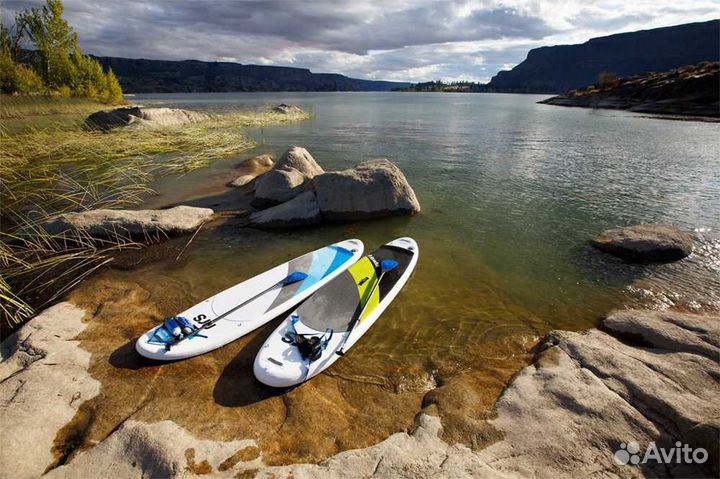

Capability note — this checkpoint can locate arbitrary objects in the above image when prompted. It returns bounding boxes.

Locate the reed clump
[0,99,310,331]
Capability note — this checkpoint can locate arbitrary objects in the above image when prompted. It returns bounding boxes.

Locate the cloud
[2,0,718,82]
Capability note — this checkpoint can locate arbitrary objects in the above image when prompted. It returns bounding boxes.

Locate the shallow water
[67,92,720,463]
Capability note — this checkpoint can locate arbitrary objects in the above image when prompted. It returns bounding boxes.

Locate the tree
[16,64,44,93]
[103,68,123,104]
[597,71,619,89]
[2,0,124,103]
[18,0,79,89]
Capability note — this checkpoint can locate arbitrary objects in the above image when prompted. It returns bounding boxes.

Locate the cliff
[93,56,410,93]
[488,20,720,93]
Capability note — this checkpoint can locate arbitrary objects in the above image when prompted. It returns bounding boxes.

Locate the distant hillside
[397,81,491,93]
[488,20,720,93]
[539,62,719,118]
[92,56,410,93]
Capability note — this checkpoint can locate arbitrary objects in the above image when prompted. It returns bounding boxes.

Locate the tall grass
[0,99,309,331]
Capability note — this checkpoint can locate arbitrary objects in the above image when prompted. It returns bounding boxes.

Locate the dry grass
[0,100,310,330]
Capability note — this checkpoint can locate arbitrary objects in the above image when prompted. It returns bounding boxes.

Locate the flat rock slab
[591,224,694,262]
[0,303,100,479]
[45,420,260,479]
[86,107,210,131]
[44,205,214,239]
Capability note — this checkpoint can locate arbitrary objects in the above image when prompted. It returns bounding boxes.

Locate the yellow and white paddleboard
[254,237,419,387]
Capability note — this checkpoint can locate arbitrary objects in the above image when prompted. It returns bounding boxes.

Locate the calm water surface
[128,92,719,378]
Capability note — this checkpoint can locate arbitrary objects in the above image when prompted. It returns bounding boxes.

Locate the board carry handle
[336,259,399,356]
[164,271,309,351]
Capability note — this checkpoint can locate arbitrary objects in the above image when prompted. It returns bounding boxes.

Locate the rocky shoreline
[2,300,717,478]
[540,62,719,119]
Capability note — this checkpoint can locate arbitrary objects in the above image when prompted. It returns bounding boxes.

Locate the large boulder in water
[253,147,324,207]
[86,107,210,131]
[313,159,421,221]
[44,205,214,239]
[249,191,321,229]
[228,154,274,187]
[591,224,694,262]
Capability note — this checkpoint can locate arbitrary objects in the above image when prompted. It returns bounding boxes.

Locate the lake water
[81,92,720,462]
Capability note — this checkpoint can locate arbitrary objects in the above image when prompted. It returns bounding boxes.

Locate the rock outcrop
[267,309,719,478]
[272,104,305,115]
[228,154,275,187]
[86,107,211,131]
[539,62,719,118]
[252,147,324,206]
[250,148,420,228]
[44,205,214,239]
[0,303,100,478]
[314,159,421,221]
[591,224,694,262]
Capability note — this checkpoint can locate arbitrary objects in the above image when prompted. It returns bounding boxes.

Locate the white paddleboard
[254,237,419,387]
[136,239,364,360]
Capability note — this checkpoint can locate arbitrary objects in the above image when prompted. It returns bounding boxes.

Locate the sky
[2,0,719,83]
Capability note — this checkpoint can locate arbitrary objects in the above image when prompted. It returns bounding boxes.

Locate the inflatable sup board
[136,239,364,360]
[254,237,418,387]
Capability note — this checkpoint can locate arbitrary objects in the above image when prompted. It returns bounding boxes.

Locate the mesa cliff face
[94,56,410,93]
[488,20,720,93]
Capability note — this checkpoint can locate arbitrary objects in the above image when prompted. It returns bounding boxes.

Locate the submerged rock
[252,147,324,207]
[44,205,214,239]
[314,159,421,221]
[272,103,305,115]
[86,106,210,131]
[228,154,275,187]
[591,224,694,262]
[249,190,321,228]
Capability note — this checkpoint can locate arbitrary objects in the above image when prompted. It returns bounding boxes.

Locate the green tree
[103,68,123,104]
[16,64,44,93]
[0,52,18,93]
[4,0,124,103]
[18,0,78,89]
[597,71,619,89]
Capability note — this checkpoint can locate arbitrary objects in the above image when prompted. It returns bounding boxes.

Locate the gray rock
[314,159,421,221]
[591,224,694,262]
[253,147,324,207]
[45,420,259,479]
[86,107,210,131]
[249,191,321,229]
[0,303,100,479]
[272,103,305,115]
[44,205,214,239]
[228,154,275,187]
